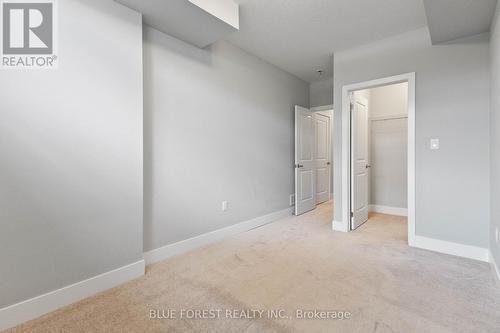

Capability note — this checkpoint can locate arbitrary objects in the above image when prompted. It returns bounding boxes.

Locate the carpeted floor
[5,202,500,332]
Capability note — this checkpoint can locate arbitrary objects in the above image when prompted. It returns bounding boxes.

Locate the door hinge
[350,212,354,218]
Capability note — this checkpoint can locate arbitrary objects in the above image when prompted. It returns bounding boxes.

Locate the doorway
[351,82,409,230]
[294,105,333,216]
[338,73,416,246]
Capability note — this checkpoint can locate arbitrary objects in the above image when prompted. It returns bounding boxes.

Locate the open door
[295,106,316,215]
[314,112,331,204]
[351,95,369,229]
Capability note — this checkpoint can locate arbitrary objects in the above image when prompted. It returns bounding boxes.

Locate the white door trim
[339,72,416,247]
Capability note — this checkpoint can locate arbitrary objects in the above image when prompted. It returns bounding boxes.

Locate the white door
[295,106,316,215]
[314,113,331,204]
[351,95,369,229]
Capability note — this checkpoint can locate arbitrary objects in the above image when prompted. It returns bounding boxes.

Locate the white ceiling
[226,0,428,82]
[121,0,499,83]
[423,0,497,44]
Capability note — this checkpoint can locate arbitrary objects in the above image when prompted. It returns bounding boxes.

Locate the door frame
[338,73,416,246]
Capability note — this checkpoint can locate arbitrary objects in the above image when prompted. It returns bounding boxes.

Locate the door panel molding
[314,112,331,204]
[350,96,369,230]
[295,106,316,215]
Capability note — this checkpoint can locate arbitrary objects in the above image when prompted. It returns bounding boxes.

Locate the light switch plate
[290,194,295,206]
[430,138,440,150]
[221,201,228,212]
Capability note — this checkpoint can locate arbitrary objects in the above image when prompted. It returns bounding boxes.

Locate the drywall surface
[490,3,500,272]
[334,28,490,247]
[369,83,408,208]
[189,0,239,29]
[116,0,238,48]
[369,83,408,118]
[0,0,143,308]
[370,118,408,208]
[310,77,333,108]
[143,27,308,251]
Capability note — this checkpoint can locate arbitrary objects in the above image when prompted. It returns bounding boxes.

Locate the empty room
[1,0,500,332]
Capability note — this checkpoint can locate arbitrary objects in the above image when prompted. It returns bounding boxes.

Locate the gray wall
[370,118,408,208]
[369,84,408,208]
[310,77,333,108]
[490,4,500,271]
[143,27,309,251]
[334,28,490,248]
[0,0,144,308]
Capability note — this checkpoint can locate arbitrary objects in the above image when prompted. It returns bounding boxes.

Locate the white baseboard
[490,251,500,287]
[0,260,145,331]
[413,236,489,262]
[332,219,349,232]
[0,207,294,330]
[144,208,293,265]
[369,204,408,216]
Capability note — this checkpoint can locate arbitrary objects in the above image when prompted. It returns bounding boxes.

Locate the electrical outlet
[221,201,228,212]
[290,194,295,206]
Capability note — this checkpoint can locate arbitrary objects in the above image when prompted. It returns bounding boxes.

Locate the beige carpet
[5,202,500,332]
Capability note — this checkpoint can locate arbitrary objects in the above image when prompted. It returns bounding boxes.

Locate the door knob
[295,164,304,168]
[327,162,331,165]
[366,164,371,169]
